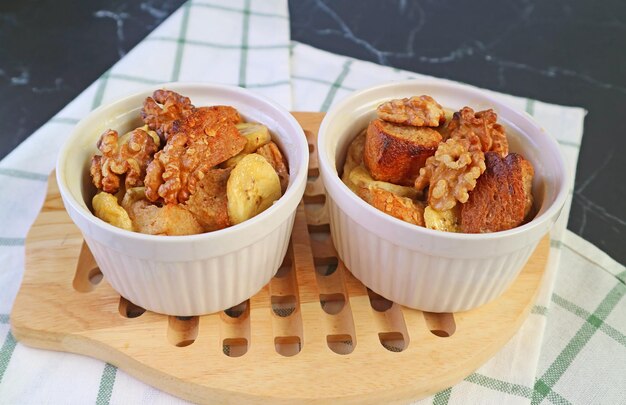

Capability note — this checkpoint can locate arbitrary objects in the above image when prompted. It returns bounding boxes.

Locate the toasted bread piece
[183,168,231,232]
[364,119,441,186]
[460,152,534,233]
[125,200,205,236]
[357,186,425,226]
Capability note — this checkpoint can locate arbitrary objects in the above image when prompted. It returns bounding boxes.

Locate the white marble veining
[93,10,130,58]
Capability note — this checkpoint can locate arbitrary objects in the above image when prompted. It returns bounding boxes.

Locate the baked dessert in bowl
[56,83,308,316]
[317,80,568,312]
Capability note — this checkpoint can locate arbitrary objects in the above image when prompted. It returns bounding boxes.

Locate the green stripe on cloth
[238,0,251,87]
[617,270,626,284]
[246,80,291,89]
[550,239,562,249]
[50,117,80,124]
[533,283,626,404]
[525,99,535,116]
[171,1,191,81]
[432,387,452,404]
[292,75,357,91]
[148,36,289,50]
[0,315,8,324]
[0,238,25,247]
[553,293,626,348]
[193,1,288,19]
[532,305,549,316]
[0,332,17,385]
[0,168,48,182]
[465,372,533,399]
[545,388,573,405]
[320,60,353,112]
[92,71,110,110]
[96,364,117,405]
[534,380,573,405]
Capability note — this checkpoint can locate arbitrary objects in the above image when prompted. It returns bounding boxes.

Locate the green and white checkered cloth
[0,1,623,403]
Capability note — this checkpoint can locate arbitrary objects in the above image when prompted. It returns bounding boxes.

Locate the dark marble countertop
[1,0,624,264]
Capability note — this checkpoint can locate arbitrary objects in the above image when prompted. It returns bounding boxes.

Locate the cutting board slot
[314,258,338,277]
[275,336,301,357]
[167,316,199,347]
[269,244,304,356]
[378,332,406,352]
[366,288,393,312]
[366,287,410,351]
[73,242,102,292]
[319,293,345,315]
[224,300,248,319]
[220,300,251,357]
[119,297,146,318]
[423,312,456,337]
[326,334,355,355]
[315,255,357,354]
[304,177,325,204]
[271,295,297,317]
[222,338,248,357]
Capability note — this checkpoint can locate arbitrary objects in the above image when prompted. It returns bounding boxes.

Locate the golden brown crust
[144,108,247,204]
[460,152,534,233]
[183,168,231,232]
[90,128,159,194]
[141,89,195,142]
[377,95,446,127]
[256,141,290,194]
[364,119,441,186]
[357,186,425,226]
[445,107,508,157]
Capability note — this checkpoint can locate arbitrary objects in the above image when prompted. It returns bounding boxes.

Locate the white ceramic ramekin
[318,80,568,313]
[57,83,308,316]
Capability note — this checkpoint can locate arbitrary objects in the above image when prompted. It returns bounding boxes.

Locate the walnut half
[445,107,509,157]
[90,128,159,194]
[414,135,486,211]
[376,95,446,127]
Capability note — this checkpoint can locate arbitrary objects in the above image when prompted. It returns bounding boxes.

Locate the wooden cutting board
[11,112,548,404]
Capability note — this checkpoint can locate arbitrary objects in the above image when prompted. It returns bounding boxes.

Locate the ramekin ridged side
[328,198,537,312]
[84,211,295,316]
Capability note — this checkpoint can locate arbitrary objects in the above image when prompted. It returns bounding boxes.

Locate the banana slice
[348,165,420,199]
[227,153,281,224]
[121,187,147,211]
[139,125,160,147]
[424,205,460,232]
[93,191,133,231]
[221,153,247,169]
[236,122,271,154]
[343,131,366,176]
[118,125,160,148]
[222,123,272,168]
